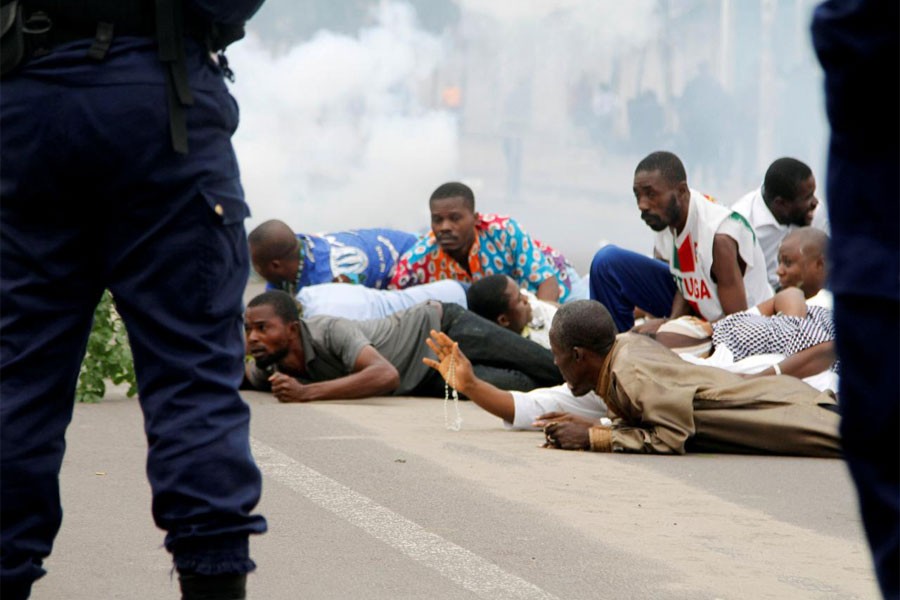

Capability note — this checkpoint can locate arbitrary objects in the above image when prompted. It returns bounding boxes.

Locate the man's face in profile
[782,175,818,227]
[549,333,596,397]
[633,170,682,232]
[251,241,300,290]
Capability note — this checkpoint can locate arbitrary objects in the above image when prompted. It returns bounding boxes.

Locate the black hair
[247,219,298,262]
[466,274,513,323]
[762,157,813,205]
[634,151,687,186]
[247,290,300,323]
[549,300,616,356]
[429,181,475,211]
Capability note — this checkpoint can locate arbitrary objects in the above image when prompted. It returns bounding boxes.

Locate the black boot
[178,572,247,600]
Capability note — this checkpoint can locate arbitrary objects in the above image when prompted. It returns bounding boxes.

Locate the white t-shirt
[298,280,467,320]
[506,384,610,430]
[654,189,773,322]
[520,290,557,350]
[731,188,830,289]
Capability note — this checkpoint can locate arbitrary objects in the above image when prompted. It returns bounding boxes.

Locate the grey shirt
[249,302,441,395]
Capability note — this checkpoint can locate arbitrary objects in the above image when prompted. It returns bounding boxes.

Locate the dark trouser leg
[0,74,266,597]
[0,169,103,599]
[835,296,899,598]
[101,83,267,576]
[588,245,676,332]
[440,304,562,388]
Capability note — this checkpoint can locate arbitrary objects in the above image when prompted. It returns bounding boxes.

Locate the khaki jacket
[591,334,841,457]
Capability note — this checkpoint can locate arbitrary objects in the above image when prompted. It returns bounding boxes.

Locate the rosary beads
[443,349,462,431]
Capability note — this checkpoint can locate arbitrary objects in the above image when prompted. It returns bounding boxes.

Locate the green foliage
[76,290,138,403]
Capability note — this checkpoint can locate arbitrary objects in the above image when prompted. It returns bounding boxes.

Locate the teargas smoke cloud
[229,0,829,273]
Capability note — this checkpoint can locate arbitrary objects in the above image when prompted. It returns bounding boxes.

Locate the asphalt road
[32,387,878,600]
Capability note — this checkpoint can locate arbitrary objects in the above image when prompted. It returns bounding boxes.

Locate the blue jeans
[0,43,266,596]
[588,245,676,332]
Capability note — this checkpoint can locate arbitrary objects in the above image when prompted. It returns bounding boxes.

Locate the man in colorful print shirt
[389,182,582,302]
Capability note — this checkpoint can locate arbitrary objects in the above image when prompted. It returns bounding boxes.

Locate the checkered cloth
[712,306,837,370]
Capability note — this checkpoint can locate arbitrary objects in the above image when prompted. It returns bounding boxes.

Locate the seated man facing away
[731,157,829,290]
[390,182,587,303]
[430,300,841,457]
[297,280,467,321]
[589,151,772,332]
[248,219,417,295]
[243,291,562,402]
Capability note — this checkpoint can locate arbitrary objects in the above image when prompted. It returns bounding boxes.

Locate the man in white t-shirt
[589,151,773,332]
[463,275,607,429]
[731,157,829,289]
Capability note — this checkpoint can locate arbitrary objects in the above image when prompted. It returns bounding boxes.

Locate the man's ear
[572,346,583,361]
[497,313,511,328]
[288,320,301,336]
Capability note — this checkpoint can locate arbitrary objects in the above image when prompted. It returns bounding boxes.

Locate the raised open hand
[422,329,475,393]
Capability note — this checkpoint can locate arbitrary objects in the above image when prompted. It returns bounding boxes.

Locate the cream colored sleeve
[606,363,699,455]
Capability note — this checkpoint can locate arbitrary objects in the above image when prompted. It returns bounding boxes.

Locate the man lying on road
[425,299,840,457]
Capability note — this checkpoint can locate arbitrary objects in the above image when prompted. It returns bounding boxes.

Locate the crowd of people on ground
[4,1,893,598]
[243,150,839,459]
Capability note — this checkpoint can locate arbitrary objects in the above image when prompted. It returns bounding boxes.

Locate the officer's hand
[269,373,310,403]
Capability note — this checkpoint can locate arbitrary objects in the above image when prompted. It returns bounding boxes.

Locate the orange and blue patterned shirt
[389,213,573,301]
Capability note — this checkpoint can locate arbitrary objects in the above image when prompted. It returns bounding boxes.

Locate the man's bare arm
[271,346,400,402]
[751,342,837,380]
[710,233,749,317]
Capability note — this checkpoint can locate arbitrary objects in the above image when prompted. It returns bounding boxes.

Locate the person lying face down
[247,219,417,294]
[538,300,840,456]
[242,290,562,402]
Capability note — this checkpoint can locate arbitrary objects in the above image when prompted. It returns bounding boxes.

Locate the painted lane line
[251,438,561,600]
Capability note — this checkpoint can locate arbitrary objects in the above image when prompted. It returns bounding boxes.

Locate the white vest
[654,190,773,322]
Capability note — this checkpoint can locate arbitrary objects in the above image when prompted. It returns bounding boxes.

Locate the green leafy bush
[76,290,138,403]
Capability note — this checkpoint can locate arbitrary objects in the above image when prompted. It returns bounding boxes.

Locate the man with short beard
[242,290,562,401]
[589,151,772,332]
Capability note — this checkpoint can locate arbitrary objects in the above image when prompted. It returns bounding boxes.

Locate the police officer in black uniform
[0,1,267,598]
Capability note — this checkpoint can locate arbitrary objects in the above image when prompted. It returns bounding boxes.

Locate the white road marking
[251,438,561,600]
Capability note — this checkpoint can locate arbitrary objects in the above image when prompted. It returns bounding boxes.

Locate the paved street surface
[34,387,877,599]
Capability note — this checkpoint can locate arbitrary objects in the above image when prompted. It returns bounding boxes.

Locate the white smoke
[229,2,458,235]
[226,0,830,273]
